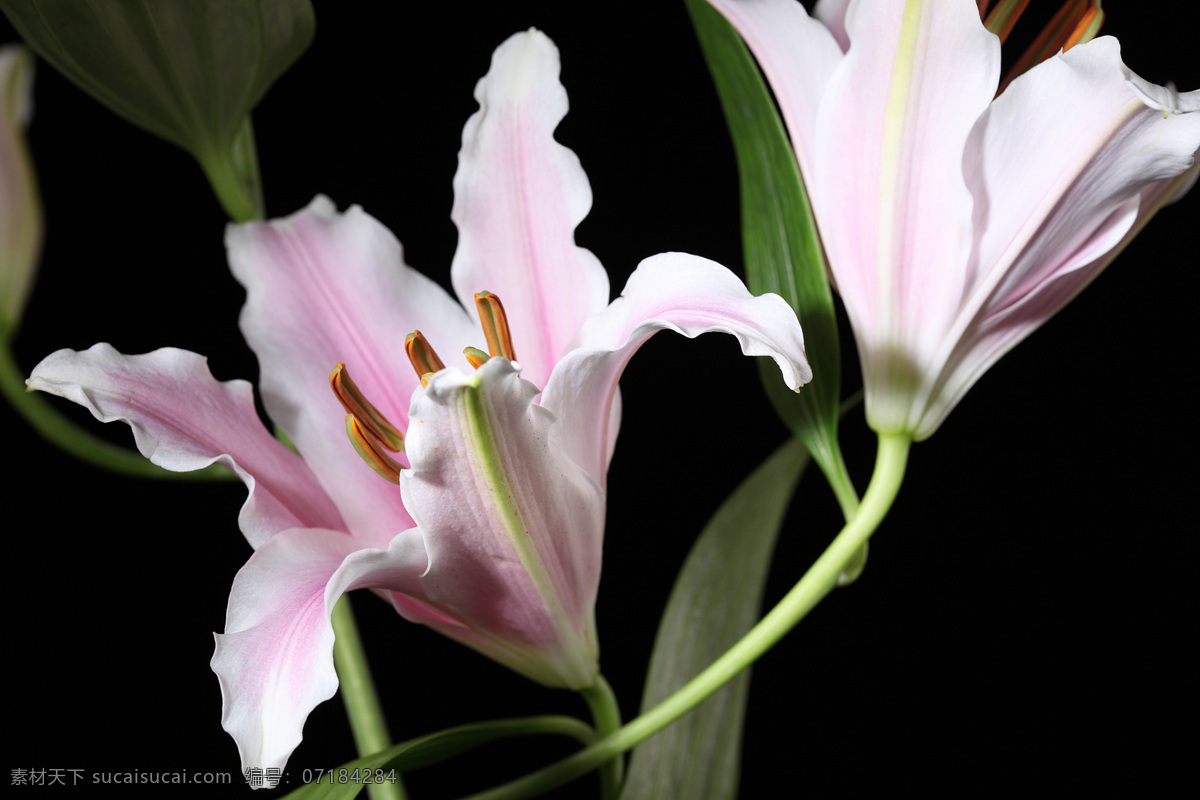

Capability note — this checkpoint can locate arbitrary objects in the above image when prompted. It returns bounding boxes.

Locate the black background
[6,2,1197,796]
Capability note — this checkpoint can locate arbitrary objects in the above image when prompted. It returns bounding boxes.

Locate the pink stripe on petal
[26,344,343,547]
[450,30,609,391]
[212,527,427,781]
[813,0,1000,433]
[228,197,476,543]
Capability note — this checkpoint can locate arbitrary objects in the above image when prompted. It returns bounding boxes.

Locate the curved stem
[332,595,407,800]
[2,340,232,481]
[824,442,860,521]
[458,432,911,800]
[829,387,866,521]
[578,675,622,799]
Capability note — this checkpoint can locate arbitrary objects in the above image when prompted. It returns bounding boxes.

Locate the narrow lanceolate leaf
[277,716,596,800]
[0,0,315,220]
[684,0,846,499]
[622,438,808,800]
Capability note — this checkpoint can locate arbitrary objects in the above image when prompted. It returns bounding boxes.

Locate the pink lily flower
[25,30,810,780]
[710,0,1200,438]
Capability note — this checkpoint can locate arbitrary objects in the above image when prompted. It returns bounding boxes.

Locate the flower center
[405,291,518,386]
[330,291,518,484]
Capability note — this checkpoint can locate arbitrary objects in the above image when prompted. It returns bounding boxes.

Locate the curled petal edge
[212,527,428,784]
[25,343,343,546]
[543,251,811,485]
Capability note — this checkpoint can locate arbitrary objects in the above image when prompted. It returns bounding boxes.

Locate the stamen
[983,0,1032,44]
[405,331,446,385]
[475,291,518,362]
[1062,5,1103,51]
[329,363,405,452]
[345,415,402,484]
[999,0,1102,95]
[463,346,491,369]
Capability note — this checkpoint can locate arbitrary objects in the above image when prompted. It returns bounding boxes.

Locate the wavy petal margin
[450,29,610,392]
[213,527,428,783]
[228,197,476,543]
[543,252,811,487]
[26,344,343,547]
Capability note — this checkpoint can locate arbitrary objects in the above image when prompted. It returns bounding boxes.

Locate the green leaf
[622,438,808,800]
[0,0,315,220]
[685,0,853,511]
[0,45,40,337]
[278,716,596,800]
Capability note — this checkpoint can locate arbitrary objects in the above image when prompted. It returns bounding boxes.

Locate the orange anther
[474,291,518,362]
[346,415,403,484]
[1062,6,1103,51]
[405,331,446,383]
[984,0,1032,45]
[329,363,404,451]
[463,347,491,370]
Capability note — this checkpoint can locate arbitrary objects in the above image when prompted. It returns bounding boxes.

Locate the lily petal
[814,0,852,51]
[812,0,1000,434]
[227,197,476,543]
[962,38,1200,318]
[212,527,428,783]
[921,174,1200,441]
[450,30,610,393]
[400,358,603,689]
[905,39,1200,437]
[26,344,342,547]
[708,0,844,183]
[542,252,811,487]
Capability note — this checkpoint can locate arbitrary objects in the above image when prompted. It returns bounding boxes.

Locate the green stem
[331,595,407,800]
[828,388,866,522]
[196,119,264,223]
[2,340,232,481]
[457,432,912,800]
[578,675,622,800]
[823,442,860,521]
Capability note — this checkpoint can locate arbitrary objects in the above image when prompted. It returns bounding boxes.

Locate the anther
[982,0,1032,45]
[475,291,518,362]
[998,1,1104,95]
[405,331,446,385]
[329,363,405,452]
[1062,5,1103,51]
[463,346,491,369]
[345,415,402,484]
